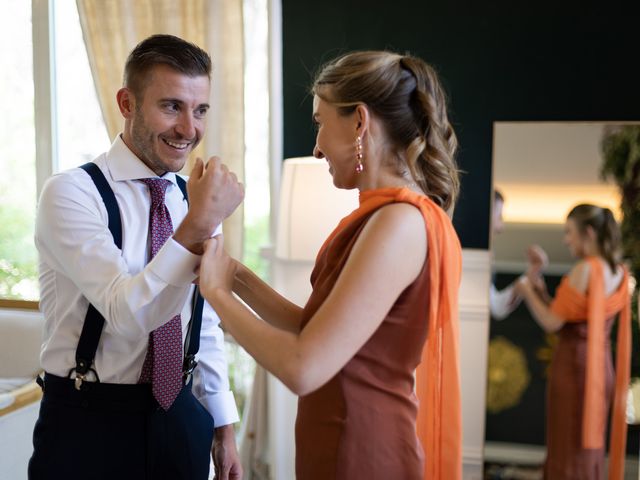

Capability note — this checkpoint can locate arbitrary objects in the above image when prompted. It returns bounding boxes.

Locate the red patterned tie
[138,178,183,410]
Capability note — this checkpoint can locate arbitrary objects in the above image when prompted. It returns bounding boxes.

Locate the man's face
[121,64,210,175]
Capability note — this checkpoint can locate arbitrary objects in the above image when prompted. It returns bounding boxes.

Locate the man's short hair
[123,34,211,99]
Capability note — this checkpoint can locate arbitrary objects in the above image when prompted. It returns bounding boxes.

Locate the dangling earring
[355,136,364,173]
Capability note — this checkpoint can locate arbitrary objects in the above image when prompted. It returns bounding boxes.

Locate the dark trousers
[28,373,215,480]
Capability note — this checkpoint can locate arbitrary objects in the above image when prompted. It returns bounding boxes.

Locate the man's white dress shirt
[489,281,523,321]
[35,136,239,426]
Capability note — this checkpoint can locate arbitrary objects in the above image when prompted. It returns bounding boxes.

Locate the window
[53,1,110,172]
[0,0,109,304]
[0,0,38,301]
[225,0,271,421]
[242,0,271,278]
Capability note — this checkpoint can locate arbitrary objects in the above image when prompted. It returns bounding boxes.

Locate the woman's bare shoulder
[567,260,590,293]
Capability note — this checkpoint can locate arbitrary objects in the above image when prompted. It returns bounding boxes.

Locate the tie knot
[140,178,172,205]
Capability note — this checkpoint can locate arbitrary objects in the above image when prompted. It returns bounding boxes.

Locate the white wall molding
[463,445,484,480]
[459,248,491,480]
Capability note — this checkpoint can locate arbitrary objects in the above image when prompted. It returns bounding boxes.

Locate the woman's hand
[515,275,531,296]
[526,270,545,291]
[198,235,237,304]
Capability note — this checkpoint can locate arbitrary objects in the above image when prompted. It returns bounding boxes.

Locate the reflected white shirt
[35,136,239,426]
[489,282,523,320]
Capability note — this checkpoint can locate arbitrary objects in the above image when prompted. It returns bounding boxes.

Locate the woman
[515,204,631,480]
[198,51,462,479]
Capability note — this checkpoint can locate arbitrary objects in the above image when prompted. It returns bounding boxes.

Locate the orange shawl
[550,257,631,480]
[318,187,462,480]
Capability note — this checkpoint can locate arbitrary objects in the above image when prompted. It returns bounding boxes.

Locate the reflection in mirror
[484,122,640,480]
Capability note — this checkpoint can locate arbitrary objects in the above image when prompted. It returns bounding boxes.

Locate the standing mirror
[484,122,640,479]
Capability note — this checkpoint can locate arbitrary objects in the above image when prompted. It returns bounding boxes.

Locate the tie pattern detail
[138,178,183,410]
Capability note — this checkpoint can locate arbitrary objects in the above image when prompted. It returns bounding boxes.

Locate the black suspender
[71,163,204,389]
[174,175,205,384]
[71,163,120,388]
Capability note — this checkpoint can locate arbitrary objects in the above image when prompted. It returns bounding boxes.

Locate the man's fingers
[203,238,215,253]
[205,156,221,169]
[190,157,204,178]
[212,234,224,254]
[218,466,230,480]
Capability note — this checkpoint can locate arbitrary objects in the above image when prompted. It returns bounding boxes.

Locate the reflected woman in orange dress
[198,51,463,479]
[515,204,631,480]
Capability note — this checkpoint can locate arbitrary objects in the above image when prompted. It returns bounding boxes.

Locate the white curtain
[237,365,271,479]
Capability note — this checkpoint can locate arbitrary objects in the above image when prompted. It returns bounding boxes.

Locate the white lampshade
[275,157,359,261]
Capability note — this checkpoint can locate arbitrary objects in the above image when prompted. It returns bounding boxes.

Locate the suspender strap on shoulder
[79,162,122,248]
[175,175,187,200]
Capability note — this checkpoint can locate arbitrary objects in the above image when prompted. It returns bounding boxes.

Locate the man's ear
[355,103,370,137]
[116,87,135,118]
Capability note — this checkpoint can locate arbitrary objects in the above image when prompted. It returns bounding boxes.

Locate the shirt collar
[106,135,178,185]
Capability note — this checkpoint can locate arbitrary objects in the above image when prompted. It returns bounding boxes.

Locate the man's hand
[174,157,244,254]
[524,244,551,303]
[211,424,243,480]
[187,157,245,227]
[526,244,548,275]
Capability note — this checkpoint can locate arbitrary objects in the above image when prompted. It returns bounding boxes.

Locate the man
[490,189,548,319]
[28,34,243,480]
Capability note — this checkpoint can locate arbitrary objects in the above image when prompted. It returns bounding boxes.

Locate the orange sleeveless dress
[548,257,631,480]
[294,187,462,480]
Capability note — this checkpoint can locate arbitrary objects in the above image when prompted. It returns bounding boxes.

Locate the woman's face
[312,94,359,189]
[563,217,585,258]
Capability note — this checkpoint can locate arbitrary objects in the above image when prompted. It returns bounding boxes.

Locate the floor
[484,441,640,480]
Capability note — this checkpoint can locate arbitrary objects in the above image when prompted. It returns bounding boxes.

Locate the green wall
[281,0,640,248]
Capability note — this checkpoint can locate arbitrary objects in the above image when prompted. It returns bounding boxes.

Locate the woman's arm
[232,262,304,333]
[527,273,552,305]
[516,261,590,333]
[199,203,427,396]
[515,276,565,332]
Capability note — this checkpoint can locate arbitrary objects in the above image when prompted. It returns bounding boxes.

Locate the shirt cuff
[147,237,199,286]
[198,391,240,427]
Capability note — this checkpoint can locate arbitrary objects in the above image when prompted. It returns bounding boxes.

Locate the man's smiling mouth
[163,138,191,150]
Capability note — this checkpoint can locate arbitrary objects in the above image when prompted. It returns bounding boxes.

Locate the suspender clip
[74,373,86,391]
[67,359,98,391]
[182,355,198,384]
